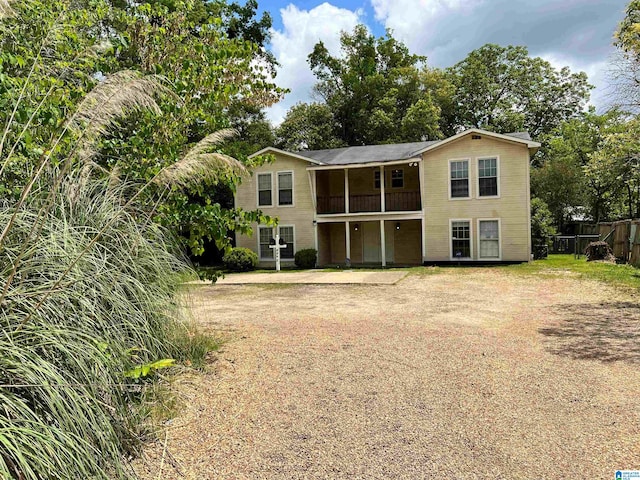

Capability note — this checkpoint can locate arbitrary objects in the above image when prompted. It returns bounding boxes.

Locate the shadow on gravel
[539,302,640,363]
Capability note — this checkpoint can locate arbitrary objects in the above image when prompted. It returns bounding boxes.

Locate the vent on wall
[472,135,482,140]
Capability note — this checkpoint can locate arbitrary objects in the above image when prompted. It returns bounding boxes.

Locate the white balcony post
[421,217,427,263]
[380,165,385,212]
[380,220,386,267]
[418,159,425,212]
[345,221,351,265]
[344,168,350,214]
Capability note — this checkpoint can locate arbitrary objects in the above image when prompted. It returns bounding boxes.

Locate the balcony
[317,191,421,214]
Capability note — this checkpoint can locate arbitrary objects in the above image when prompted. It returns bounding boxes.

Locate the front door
[362,222,381,263]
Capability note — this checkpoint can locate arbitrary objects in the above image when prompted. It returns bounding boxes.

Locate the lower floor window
[259,226,295,259]
[278,226,294,259]
[451,221,471,258]
[259,227,274,259]
[479,220,500,258]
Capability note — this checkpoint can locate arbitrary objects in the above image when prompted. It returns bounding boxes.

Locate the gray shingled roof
[296,132,532,165]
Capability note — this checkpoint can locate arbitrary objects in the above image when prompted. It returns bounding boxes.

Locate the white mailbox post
[269,234,287,272]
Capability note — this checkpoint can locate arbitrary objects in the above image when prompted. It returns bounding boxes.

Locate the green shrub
[223,247,258,271]
[295,248,317,269]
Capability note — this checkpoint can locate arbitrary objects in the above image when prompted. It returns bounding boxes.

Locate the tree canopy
[295,25,445,147]
[0,0,284,257]
[447,44,592,138]
[275,26,592,151]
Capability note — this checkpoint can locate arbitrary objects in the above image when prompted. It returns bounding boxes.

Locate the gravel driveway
[135,269,640,479]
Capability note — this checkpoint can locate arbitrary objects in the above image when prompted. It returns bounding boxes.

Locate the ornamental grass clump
[0,173,197,479]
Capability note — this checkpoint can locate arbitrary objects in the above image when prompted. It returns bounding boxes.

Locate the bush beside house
[223,247,259,271]
[295,249,317,269]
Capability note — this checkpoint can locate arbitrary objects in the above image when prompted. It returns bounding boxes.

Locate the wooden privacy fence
[598,220,640,266]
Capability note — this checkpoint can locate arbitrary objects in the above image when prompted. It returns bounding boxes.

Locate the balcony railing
[350,194,381,213]
[317,195,345,214]
[317,191,421,214]
[386,191,421,211]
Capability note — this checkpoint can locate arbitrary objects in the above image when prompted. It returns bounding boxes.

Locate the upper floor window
[478,157,498,197]
[450,160,469,198]
[278,171,293,206]
[374,170,381,189]
[257,173,272,206]
[391,169,404,188]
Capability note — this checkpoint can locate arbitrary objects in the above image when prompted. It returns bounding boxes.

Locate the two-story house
[234,128,540,267]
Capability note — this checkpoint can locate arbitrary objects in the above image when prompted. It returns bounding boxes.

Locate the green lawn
[499,254,640,289]
[197,255,640,290]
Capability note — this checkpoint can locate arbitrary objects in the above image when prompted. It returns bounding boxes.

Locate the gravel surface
[134,269,640,479]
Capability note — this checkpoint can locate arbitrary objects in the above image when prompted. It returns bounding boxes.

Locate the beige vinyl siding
[235,153,316,266]
[423,134,530,261]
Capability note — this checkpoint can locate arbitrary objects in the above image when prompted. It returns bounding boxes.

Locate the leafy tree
[587,118,640,220]
[275,102,343,151]
[531,109,626,227]
[616,0,640,56]
[610,1,640,110]
[0,0,284,257]
[295,24,444,147]
[531,197,556,245]
[447,44,592,138]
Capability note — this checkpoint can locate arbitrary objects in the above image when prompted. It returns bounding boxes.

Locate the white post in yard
[269,234,288,272]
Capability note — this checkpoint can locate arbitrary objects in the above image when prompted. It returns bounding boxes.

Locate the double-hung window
[391,169,404,188]
[374,170,381,189]
[278,172,293,206]
[479,220,500,259]
[258,226,294,260]
[259,227,274,259]
[257,173,272,207]
[278,226,294,259]
[451,221,471,259]
[478,157,498,197]
[450,160,469,198]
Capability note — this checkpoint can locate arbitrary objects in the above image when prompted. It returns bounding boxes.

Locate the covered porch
[317,219,423,267]
[313,161,423,215]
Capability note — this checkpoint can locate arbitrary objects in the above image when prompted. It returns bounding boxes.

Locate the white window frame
[448,158,471,200]
[256,172,273,208]
[277,224,295,259]
[277,170,295,207]
[391,168,404,188]
[476,156,500,199]
[449,218,473,261]
[257,225,296,261]
[477,218,502,261]
[258,226,274,260]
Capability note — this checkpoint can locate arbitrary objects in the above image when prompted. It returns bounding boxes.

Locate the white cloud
[369,0,624,111]
[267,3,362,125]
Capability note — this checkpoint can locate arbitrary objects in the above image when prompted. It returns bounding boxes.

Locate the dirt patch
[133,270,640,479]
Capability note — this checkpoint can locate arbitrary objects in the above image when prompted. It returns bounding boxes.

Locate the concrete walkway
[212,270,408,285]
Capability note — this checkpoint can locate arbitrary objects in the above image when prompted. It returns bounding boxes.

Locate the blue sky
[258,0,628,125]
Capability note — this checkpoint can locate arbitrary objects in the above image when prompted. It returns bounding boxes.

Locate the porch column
[380,165,385,212]
[310,170,317,211]
[314,219,318,255]
[418,159,425,211]
[421,217,427,263]
[344,168,350,214]
[380,219,386,267]
[345,221,351,264]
